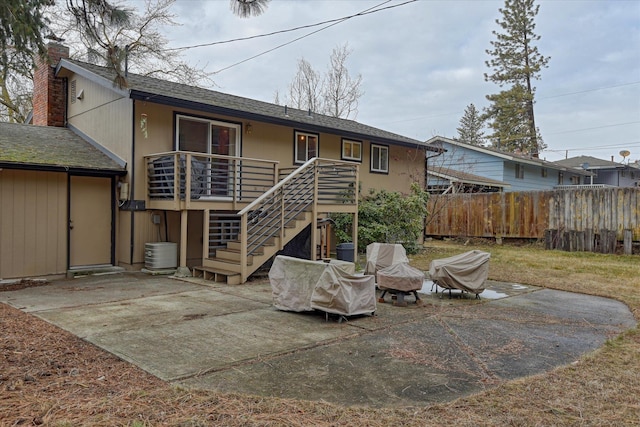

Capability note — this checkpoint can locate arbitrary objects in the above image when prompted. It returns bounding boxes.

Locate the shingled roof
[0,122,125,174]
[554,155,628,170]
[58,59,439,151]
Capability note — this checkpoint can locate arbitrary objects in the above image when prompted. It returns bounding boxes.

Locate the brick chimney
[32,42,69,127]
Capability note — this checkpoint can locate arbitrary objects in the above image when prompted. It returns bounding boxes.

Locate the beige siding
[0,170,67,278]
[67,74,132,164]
[134,102,425,195]
[129,103,427,267]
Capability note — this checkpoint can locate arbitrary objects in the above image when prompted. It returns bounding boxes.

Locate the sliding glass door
[176,115,240,199]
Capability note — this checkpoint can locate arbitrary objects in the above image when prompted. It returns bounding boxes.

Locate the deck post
[202,209,210,262]
[240,213,248,282]
[174,209,191,277]
[352,165,359,263]
[310,160,319,260]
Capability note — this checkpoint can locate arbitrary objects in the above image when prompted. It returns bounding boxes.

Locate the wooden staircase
[192,158,358,285]
[193,211,312,285]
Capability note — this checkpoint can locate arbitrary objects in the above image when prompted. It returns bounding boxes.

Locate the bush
[331,183,429,254]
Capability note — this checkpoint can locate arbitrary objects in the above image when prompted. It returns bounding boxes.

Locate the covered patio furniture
[377,262,425,307]
[429,250,490,299]
[364,243,409,276]
[269,255,374,319]
[310,266,376,318]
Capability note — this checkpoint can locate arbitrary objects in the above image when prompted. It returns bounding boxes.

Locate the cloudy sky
[159,0,639,163]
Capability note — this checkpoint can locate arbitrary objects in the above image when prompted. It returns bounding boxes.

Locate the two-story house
[425,136,590,194]
[0,42,438,283]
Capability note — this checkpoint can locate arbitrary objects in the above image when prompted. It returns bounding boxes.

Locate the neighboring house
[425,136,591,193]
[554,155,640,188]
[0,42,438,282]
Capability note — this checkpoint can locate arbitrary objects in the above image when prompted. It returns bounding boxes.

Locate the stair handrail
[237,157,317,216]
[236,157,357,282]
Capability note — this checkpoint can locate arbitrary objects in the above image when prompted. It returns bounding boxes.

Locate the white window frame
[515,164,524,179]
[175,114,241,200]
[175,114,241,156]
[294,131,318,164]
[341,139,362,161]
[370,143,389,174]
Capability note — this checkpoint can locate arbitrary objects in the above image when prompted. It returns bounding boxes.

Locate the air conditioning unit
[144,242,178,269]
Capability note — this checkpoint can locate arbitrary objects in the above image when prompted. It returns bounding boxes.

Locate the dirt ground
[1,286,166,426]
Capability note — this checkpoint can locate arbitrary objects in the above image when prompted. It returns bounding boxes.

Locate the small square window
[341,139,362,161]
[294,131,318,164]
[371,144,389,173]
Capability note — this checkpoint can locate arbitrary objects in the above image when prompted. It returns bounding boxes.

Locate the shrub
[331,182,429,254]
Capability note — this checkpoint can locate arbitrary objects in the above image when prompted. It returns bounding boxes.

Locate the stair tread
[219,247,263,255]
[193,266,240,276]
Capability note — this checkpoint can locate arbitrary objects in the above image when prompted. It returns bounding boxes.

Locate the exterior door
[69,176,113,267]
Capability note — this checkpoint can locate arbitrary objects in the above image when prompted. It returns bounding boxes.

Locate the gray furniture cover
[377,262,424,292]
[269,255,374,316]
[429,250,491,295]
[364,243,410,276]
[311,266,376,316]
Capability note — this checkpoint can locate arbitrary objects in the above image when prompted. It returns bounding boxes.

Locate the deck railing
[144,151,279,209]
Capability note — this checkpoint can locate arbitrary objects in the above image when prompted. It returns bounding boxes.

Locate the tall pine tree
[484,0,549,156]
[456,103,486,146]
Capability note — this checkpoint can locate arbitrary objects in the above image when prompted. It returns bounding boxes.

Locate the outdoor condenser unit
[144,242,178,269]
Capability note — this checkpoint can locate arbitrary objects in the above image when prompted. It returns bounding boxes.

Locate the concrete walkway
[1,272,635,407]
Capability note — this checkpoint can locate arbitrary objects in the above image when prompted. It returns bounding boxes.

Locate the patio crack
[434,315,501,386]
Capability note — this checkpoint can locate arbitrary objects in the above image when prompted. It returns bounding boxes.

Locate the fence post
[585,228,594,252]
[576,231,585,252]
[544,230,552,250]
[623,229,633,255]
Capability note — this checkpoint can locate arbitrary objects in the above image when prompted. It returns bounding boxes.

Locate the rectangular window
[570,175,581,184]
[515,164,524,179]
[341,139,362,161]
[371,144,389,173]
[541,167,547,178]
[294,131,318,164]
[558,172,564,185]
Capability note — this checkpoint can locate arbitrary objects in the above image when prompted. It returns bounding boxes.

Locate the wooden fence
[425,188,640,254]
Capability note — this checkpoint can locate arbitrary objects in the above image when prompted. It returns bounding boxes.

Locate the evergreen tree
[0,0,50,62]
[484,0,549,156]
[456,103,485,146]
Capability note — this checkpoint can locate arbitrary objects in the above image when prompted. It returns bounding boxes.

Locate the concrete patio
[1,272,635,407]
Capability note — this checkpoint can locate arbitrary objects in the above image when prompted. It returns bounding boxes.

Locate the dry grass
[2,240,639,426]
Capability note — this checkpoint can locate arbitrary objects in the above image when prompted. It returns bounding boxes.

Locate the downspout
[425,147,445,190]
[130,99,136,265]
